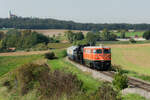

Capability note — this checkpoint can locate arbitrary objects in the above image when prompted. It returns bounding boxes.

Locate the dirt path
[0,50,49,56]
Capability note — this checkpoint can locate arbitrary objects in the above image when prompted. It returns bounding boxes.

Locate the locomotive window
[104,49,111,54]
[96,49,102,54]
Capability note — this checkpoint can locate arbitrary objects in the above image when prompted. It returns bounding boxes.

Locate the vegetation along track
[68,58,150,92]
[101,71,150,92]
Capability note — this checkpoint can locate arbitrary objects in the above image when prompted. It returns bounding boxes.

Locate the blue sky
[1,0,150,23]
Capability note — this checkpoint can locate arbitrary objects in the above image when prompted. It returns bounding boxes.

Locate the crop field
[114,31,144,37]
[110,44,150,76]
[33,29,89,36]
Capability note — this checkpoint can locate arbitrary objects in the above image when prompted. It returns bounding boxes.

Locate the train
[67,45,111,70]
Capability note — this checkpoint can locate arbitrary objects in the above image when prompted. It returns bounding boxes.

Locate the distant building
[9,11,18,19]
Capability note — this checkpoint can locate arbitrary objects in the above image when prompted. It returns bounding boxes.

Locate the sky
[1,0,150,24]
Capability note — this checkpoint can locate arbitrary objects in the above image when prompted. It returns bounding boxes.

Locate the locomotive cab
[83,46,111,70]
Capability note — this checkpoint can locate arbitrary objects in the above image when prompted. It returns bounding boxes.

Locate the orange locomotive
[83,46,111,70]
[67,45,111,70]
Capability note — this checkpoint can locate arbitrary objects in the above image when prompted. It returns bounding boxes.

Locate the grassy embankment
[0,49,147,100]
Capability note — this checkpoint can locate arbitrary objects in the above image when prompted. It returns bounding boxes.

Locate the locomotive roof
[84,46,110,49]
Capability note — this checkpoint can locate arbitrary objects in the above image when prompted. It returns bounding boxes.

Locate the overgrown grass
[48,58,101,93]
[0,55,42,77]
[122,94,147,100]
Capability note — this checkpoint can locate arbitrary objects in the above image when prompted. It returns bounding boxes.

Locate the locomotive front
[83,46,111,70]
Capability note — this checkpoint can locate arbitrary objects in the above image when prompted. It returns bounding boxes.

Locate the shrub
[143,31,150,40]
[90,82,120,100]
[112,71,128,90]
[59,50,67,58]
[129,38,136,43]
[15,63,50,95]
[44,52,55,59]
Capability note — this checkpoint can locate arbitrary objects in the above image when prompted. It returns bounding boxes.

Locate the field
[110,44,150,77]
[114,31,144,37]
[0,49,147,100]
[32,29,89,37]
[0,55,42,76]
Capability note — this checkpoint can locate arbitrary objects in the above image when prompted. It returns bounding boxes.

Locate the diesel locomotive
[67,45,111,70]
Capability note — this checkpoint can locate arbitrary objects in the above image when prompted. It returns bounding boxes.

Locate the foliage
[100,29,117,41]
[0,29,50,49]
[65,30,84,43]
[34,43,48,50]
[0,31,5,41]
[120,30,126,38]
[73,39,89,46]
[86,32,97,46]
[129,38,136,43]
[112,71,128,90]
[2,62,83,100]
[44,52,55,59]
[59,50,67,58]
[143,30,150,40]
[90,82,120,100]
[1,17,150,30]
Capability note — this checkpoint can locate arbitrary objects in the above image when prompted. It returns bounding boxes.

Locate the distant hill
[1,17,150,30]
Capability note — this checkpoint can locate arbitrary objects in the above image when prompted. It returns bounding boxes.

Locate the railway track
[100,71,150,92]
[68,58,150,92]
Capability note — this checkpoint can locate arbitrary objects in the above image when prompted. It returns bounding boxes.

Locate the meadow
[0,49,146,100]
[110,44,150,82]
[114,31,144,37]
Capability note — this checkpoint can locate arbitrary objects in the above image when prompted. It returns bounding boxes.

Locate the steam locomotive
[67,45,111,70]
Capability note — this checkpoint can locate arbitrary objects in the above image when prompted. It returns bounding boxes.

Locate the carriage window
[93,50,96,53]
[96,49,102,54]
[104,49,111,54]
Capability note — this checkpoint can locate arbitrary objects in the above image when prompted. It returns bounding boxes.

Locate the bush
[15,63,50,95]
[129,38,136,43]
[44,52,55,59]
[90,82,120,100]
[112,71,128,90]
[59,50,67,58]
[143,31,150,40]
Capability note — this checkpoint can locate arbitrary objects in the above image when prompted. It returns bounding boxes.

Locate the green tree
[100,29,110,41]
[65,30,75,43]
[120,30,126,39]
[86,32,96,46]
[143,31,150,40]
[0,31,5,41]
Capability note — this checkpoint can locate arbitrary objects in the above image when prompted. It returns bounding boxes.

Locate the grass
[0,55,42,77]
[97,40,150,45]
[111,45,150,82]
[122,94,147,100]
[114,31,144,37]
[48,49,101,93]
[0,49,148,100]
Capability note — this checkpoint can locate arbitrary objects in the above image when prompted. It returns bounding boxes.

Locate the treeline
[1,17,150,30]
[0,29,59,51]
[65,29,117,46]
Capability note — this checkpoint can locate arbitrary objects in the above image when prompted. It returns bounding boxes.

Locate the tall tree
[86,32,96,46]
